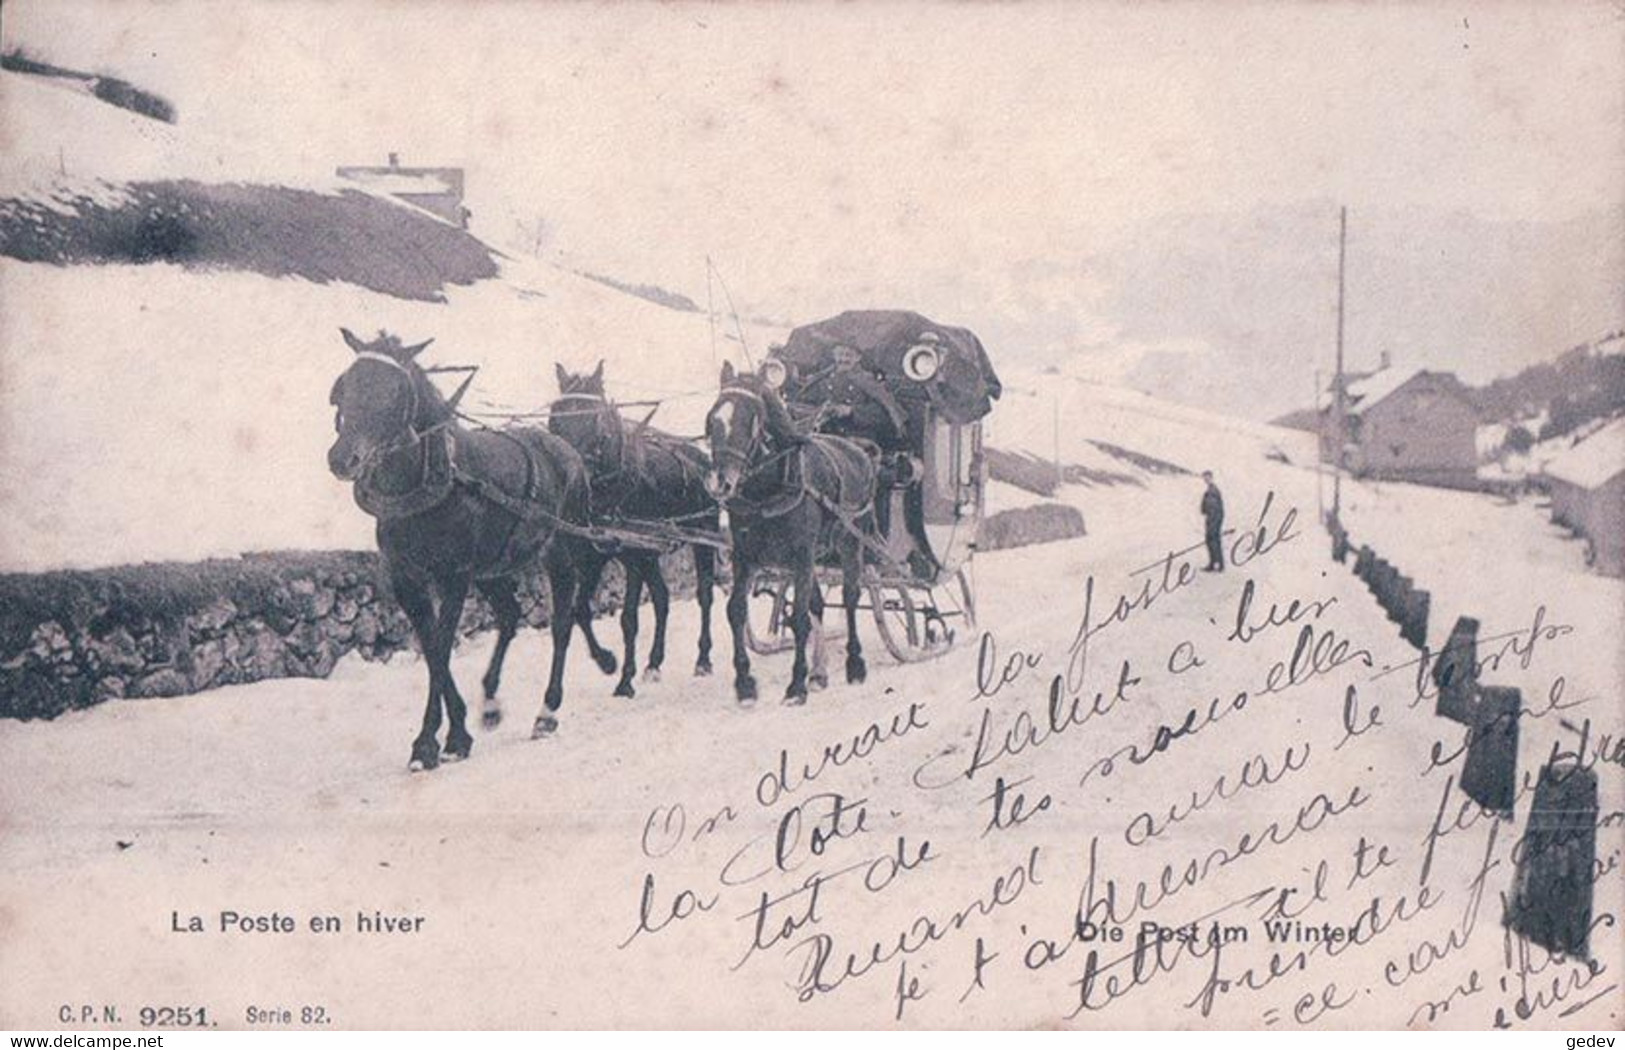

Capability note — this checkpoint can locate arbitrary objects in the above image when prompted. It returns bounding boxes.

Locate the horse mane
[351,330,454,430]
[408,363,454,429]
[555,362,659,491]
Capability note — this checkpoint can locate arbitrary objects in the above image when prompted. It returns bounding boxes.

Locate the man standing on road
[1201,470,1225,572]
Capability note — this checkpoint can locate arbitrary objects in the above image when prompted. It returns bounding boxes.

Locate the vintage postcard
[1,0,1621,1032]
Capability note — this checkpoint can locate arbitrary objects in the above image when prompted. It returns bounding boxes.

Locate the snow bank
[3,465,1615,1028]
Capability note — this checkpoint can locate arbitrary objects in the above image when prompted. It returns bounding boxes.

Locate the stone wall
[0,550,694,721]
[2,504,1090,721]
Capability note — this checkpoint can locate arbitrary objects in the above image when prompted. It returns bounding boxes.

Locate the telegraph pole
[1053,392,1061,487]
[1332,206,1347,519]
[1315,367,1325,523]
[705,256,718,368]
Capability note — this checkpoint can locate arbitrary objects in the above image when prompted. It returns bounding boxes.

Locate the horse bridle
[340,352,433,478]
[552,390,621,469]
[708,386,770,475]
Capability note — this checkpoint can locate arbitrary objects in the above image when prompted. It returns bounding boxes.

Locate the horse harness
[346,364,895,568]
[553,391,713,548]
[713,386,909,573]
[350,360,724,562]
[348,351,455,521]
[347,354,573,567]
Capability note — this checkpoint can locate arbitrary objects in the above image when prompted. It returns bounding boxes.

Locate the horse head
[704,360,799,502]
[548,360,614,462]
[327,327,435,481]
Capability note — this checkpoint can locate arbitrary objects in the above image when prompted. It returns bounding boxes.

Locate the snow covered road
[3,462,1619,1029]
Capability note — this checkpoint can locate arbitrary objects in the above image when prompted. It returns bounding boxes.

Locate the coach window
[933,420,958,501]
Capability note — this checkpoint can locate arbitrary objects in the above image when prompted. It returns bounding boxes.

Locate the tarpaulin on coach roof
[778,310,1002,425]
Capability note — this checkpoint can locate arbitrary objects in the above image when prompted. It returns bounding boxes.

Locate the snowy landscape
[1,2,1621,1033]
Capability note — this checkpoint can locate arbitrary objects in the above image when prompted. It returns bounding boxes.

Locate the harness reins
[344,356,555,565]
[347,353,440,466]
[707,385,917,573]
[553,390,714,534]
[340,365,900,569]
[711,386,882,532]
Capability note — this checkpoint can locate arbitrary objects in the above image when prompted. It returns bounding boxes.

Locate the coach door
[923,414,981,574]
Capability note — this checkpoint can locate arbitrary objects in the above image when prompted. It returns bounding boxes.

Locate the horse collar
[724,443,805,519]
[354,428,457,521]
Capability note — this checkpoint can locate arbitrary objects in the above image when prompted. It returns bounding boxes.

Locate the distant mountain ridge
[1270,328,1625,455]
[1087,201,1625,422]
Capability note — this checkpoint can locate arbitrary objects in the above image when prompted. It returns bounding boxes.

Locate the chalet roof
[337,171,457,195]
[1346,367,1423,410]
[1343,367,1468,417]
[1324,368,1378,395]
[1544,417,1625,490]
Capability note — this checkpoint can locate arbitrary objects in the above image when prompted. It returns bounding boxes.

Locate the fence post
[1328,515,1348,563]
[1394,575,1415,624]
[1403,589,1430,649]
[1505,761,1598,959]
[1434,615,1480,723]
[1372,559,1394,603]
[1460,685,1519,813]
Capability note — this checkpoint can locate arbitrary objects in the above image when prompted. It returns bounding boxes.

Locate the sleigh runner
[730,310,997,664]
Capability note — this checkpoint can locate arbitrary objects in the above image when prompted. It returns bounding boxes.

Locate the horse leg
[572,551,619,676]
[613,559,644,698]
[842,535,867,684]
[784,554,813,705]
[476,576,521,730]
[642,554,669,682]
[434,577,475,762]
[536,550,577,737]
[397,576,444,772]
[727,552,756,704]
[807,579,829,692]
[693,545,715,676]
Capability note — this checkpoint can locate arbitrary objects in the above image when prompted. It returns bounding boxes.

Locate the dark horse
[703,361,878,704]
[327,328,590,770]
[549,361,718,697]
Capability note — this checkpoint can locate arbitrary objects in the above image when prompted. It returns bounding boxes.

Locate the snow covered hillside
[0,67,779,572]
[0,255,783,571]
[993,366,1317,479]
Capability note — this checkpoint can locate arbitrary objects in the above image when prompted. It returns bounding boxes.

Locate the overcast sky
[6,1,1622,410]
